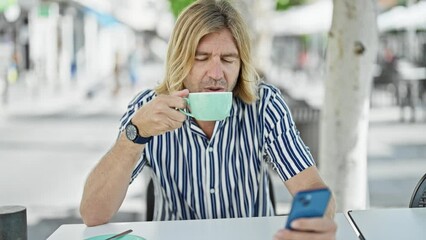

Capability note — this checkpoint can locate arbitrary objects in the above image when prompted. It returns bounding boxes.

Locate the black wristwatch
[125,121,152,144]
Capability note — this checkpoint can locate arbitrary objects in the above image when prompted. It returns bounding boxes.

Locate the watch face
[126,124,137,141]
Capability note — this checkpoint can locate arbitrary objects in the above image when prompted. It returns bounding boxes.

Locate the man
[80,0,337,239]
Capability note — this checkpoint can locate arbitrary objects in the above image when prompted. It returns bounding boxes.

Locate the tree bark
[319,0,378,212]
[233,0,275,74]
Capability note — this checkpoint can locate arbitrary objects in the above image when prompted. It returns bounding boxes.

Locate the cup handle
[179,98,193,118]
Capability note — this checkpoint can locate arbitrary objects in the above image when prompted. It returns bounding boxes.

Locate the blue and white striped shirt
[119,82,314,221]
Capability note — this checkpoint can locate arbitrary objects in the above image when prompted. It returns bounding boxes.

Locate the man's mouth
[204,87,225,92]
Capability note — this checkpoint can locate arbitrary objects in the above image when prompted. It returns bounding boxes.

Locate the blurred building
[1,0,425,109]
[0,0,174,103]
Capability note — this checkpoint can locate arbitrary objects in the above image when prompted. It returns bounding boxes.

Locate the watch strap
[133,133,152,144]
[127,121,152,144]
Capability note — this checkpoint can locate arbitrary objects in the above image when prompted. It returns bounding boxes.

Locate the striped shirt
[119,82,314,221]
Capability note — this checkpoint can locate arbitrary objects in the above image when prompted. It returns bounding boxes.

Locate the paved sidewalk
[366,106,426,208]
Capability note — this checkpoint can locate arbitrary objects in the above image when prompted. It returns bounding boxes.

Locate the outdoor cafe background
[1,0,425,214]
[1,0,426,238]
[1,0,425,105]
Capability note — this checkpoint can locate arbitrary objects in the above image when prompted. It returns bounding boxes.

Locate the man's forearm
[80,133,144,226]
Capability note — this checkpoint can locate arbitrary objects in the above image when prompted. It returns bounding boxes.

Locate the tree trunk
[252,0,275,74]
[234,0,275,74]
[319,0,378,212]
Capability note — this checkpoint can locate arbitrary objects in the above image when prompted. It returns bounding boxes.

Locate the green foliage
[396,0,424,6]
[169,0,196,18]
[397,0,407,5]
[0,0,16,13]
[168,0,311,16]
[168,0,312,16]
[276,0,308,11]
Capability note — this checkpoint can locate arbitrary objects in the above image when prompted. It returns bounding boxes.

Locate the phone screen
[285,188,331,229]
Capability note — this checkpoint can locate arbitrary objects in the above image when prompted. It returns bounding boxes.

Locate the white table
[48,214,357,240]
[347,208,426,240]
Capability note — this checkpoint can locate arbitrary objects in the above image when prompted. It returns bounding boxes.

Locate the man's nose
[207,59,224,80]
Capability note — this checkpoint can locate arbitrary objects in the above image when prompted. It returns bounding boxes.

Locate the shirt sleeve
[118,89,156,183]
[262,87,315,181]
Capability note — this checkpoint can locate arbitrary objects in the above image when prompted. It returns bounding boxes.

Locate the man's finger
[160,89,188,109]
[157,95,187,110]
[291,218,337,233]
[171,89,189,97]
[276,228,335,240]
[165,108,187,123]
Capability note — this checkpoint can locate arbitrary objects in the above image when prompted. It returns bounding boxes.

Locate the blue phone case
[285,188,331,229]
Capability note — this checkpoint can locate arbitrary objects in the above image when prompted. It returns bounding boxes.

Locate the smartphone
[285,188,331,230]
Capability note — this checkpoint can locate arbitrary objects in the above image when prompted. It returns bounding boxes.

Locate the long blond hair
[155,0,259,104]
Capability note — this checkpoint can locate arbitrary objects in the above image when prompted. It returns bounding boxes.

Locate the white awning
[271,0,426,35]
[72,0,172,32]
[378,2,426,31]
[377,6,407,32]
[271,0,332,35]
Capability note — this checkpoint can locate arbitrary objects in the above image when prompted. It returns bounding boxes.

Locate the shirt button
[208,147,214,152]
[210,188,215,194]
